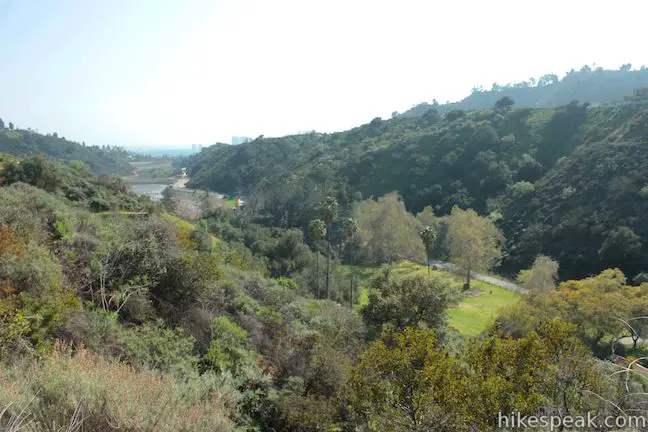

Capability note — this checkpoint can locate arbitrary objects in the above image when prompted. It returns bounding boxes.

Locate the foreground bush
[0,342,235,432]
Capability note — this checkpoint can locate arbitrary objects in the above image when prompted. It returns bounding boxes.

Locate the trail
[422,259,527,293]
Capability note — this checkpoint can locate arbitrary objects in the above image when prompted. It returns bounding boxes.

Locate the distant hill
[0,127,133,175]
[401,66,648,117]
[185,93,648,280]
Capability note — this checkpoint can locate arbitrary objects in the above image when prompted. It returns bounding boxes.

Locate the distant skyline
[1,0,647,148]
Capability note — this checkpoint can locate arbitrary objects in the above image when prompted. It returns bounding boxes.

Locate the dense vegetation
[401,64,648,117]
[185,83,648,281]
[4,152,648,430]
[0,146,648,431]
[0,121,133,175]
[0,154,151,212]
[501,139,648,280]
[5,66,648,430]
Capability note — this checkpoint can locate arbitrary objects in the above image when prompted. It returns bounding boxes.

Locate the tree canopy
[353,192,425,264]
[444,206,503,288]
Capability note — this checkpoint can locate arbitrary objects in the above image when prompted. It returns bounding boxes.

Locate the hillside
[401,65,648,117]
[501,140,648,280]
[186,96,648,281]
[3,155,648,430]
[0,155,154,212]
[0,127,133,175]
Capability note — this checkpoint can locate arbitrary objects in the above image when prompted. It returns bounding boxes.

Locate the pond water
[130,183,168,201]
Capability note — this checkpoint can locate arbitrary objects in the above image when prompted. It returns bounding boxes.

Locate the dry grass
[0,342,235,432]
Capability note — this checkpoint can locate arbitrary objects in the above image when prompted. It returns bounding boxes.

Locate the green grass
[342,261,522,337]
[447,284,520,336]
[340,265,377,310]
[225,198,237,208]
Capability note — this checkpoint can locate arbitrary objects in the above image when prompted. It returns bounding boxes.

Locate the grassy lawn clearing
[341,261,521,337]
[446,283,520,336]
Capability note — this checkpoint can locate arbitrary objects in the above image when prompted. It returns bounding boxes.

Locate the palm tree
[320,196,339,299]
[418,225,437,277]
[344,218,359,308]
[308,219,327,298]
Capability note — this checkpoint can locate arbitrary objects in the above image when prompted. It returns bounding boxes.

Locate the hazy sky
[1,0,647,148]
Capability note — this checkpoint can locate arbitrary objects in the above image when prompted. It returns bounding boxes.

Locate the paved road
[424,259,527,293]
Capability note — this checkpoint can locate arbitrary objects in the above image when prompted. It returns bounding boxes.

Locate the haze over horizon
[1,0,647,149]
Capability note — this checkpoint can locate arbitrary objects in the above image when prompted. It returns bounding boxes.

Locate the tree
[598,226,642,272]
[415,205,437,227]
[343,217,359,307]
[8,122,14,130]
[348,328,462,431]
[2,155,60,192]
[353,192,425,264]
[348,321,616,431]
[517,255,559,295]
[308,219,327,299]
[626,87,648,102]
[518,268,648,352]
[418,226,437,277]
[68,160,91,177]
[445,110,465,121]
[544,269,634,350]
[361,268,451,334]
[537,73,559,87]
[620,63,632,72]
[421,108,440,125]
[465,320,617,429]
[319,197,339,299]
[0,118,4,129]
[445,206,503,290]
[152,253,221,325]
[493,96,514,111]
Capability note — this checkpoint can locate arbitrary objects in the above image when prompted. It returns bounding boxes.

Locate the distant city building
[232,136,252,145]
[191,144,197,152]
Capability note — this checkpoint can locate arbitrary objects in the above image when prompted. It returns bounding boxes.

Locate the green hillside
[186,95,648,281]
[501,140,648,280]
[0,127,133,175]
[2,154,648,430]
